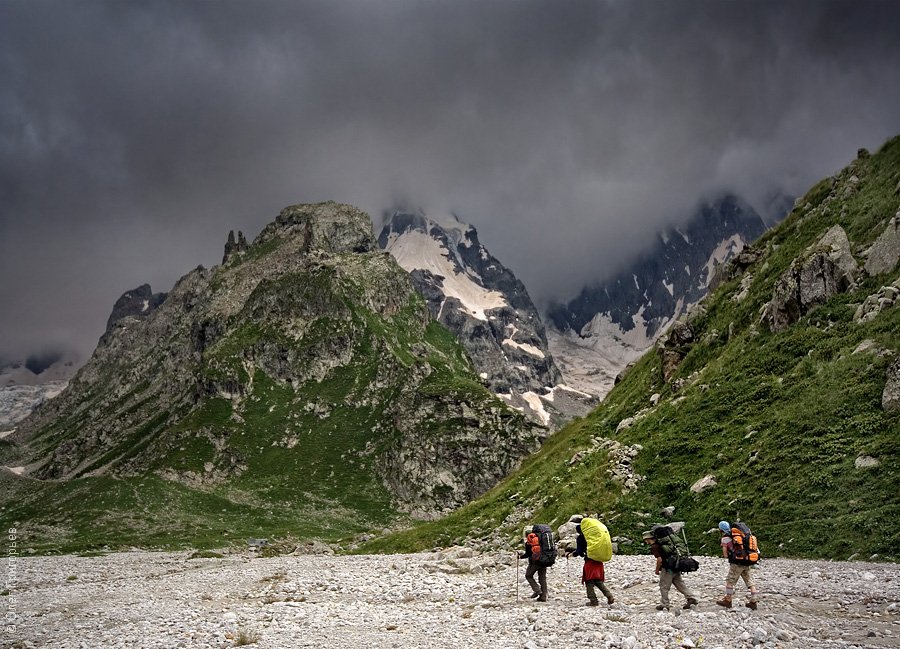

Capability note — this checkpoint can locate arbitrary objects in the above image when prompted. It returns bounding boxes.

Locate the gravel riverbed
[5,549,899,648]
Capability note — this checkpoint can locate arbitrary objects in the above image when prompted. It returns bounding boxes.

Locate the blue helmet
[718,521,731,533]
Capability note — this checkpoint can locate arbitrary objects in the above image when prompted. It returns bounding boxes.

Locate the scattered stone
[689,475,717,494]
[11,550,898,648]
[855,456,881,469]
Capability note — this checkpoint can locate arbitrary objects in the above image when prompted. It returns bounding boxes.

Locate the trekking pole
[682,528,691,555]
[515,552,519,601]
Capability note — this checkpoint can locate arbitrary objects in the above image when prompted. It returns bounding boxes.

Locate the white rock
[689,475,717,493]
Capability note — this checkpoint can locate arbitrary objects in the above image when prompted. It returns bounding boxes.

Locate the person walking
[716,520,760,610]
[519,525,552,601]
[571,523,614,606]
[642,530,699,611]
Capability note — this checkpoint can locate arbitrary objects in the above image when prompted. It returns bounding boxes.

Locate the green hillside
[362,136,900,561]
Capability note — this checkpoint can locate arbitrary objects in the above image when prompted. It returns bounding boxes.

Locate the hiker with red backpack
[716,520,761,610]
[519,524,556,601]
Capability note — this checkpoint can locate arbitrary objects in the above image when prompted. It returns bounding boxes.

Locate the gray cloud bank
[2,0,899,360]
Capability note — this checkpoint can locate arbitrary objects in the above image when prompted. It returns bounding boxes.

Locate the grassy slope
[362,136,900,560]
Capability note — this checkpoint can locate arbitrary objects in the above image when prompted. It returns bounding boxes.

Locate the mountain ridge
[0,201,546,550]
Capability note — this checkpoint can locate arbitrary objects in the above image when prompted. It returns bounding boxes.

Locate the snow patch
[521,392,551,426]
[502,339,545,359]
[7,466,24,475]
[633,274,640,290]
[141,299,150,313]
[501,324,547,359]
[663,280,674,296]
[385,230,507,320]
[0,430,15,439]
[543,384,594,402]
[676,228,691,244]
[702,235,745,286]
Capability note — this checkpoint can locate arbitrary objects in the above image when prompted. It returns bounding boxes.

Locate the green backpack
[652,524,699,572]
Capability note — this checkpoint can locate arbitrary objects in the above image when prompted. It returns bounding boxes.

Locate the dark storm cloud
[2,0,900,359]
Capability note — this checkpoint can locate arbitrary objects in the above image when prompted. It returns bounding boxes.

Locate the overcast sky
[2,0,899,362]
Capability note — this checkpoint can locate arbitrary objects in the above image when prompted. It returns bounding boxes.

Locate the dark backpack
[652,524,699,573]
[729,522,760,565]
[531,524,557,567]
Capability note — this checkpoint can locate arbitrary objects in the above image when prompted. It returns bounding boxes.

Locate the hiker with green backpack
[642,524,699,611]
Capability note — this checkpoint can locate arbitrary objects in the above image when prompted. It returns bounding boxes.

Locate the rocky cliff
[2,202,546,550]
[379,210,595,429]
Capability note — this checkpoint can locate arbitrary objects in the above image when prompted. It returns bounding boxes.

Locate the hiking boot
[683,598,698,609]
[606,595,615,605]
[716,596,733,608]
[537,595,547,602]
[529,591,541,599]
[745,600,758,610]
[655,604,669,611]
[587,600,599,607]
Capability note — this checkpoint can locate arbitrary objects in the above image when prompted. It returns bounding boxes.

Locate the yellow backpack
[581,517,613,562]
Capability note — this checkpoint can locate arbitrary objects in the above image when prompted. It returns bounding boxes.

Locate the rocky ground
[5,549,899,649]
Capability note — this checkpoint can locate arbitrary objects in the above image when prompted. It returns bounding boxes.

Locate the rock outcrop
[864,213,900,277]
[222,229,249,263]
[656,319,695,383]
[105,284,168,333]
[763,225,859,332]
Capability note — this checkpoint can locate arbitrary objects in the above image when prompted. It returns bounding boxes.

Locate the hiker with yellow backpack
[716,520,761,610]
[568,517,615,606]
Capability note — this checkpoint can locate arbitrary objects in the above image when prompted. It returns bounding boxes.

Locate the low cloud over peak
[2,0,899,358]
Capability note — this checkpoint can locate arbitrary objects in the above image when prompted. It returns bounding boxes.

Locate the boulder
[855,456,881,469]
[764,225,859,332]
[883,357,900,414]
[690,475,717,493]
[864,214,900,277]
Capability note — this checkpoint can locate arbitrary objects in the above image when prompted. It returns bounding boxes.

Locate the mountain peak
[253,201,377,255]
[379,209,595,428]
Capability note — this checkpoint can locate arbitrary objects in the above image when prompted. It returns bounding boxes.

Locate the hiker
[642,530,699,611]
[519,524,555,601]
[716,520,760,610]
[570,523,614,606]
